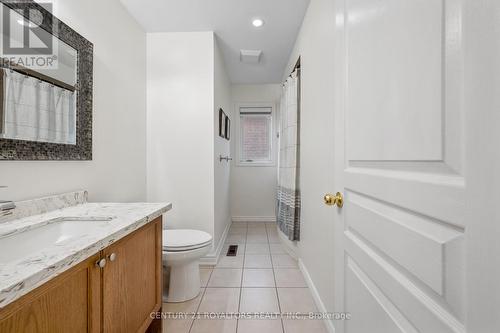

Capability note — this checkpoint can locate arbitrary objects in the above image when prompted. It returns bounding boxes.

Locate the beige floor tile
[277,288,318,314]
[247,229,267,234]
[242,269,276,287]
[248,222,267,228]
[271,254,298,268]
[229,226,247,235]
[162,318,193,333]
[239,288,280,313]
[269,243,287,254]
[267,234,281,243]
[198,288,240,313]
[200,268,213,287]
[232,222,248,227]
[217,255,244,268]
[265,222,276,229]
[163,289,204,313]
[247,233,269,243]
[274,269,307,288]
[283,318,328,333]
[266,231,279,239]
[267,227,278,234]
[237,318,283,333]
[245,243,270,254]
[227,234,247,243]
[191,319,237,333]
[244,254,272,268]
[208,269,243,287]
[247,231,267,237]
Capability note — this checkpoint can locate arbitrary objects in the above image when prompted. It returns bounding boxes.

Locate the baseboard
[199,221,230,266]
[277,225,299,259]
[231,216,276,223]
[298,259,336,333]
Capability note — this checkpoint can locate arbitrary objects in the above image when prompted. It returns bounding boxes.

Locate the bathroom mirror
[0,0,93,160]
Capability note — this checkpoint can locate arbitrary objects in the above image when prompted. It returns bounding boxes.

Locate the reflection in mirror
[0,3,77,145]
[0,69,76,144]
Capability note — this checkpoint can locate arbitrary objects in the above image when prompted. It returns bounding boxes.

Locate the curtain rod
[283,62,301,85]
[0,58,76,92]
[284,57,301,81]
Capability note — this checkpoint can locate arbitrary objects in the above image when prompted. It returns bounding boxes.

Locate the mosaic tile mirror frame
[0,0,93,160]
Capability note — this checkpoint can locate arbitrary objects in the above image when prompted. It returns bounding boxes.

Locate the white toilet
[162,229,212,303]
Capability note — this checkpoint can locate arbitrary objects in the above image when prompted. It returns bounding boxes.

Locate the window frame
[235,102,277,167]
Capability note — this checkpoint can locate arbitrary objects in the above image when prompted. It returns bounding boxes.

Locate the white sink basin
[0,217,114,264]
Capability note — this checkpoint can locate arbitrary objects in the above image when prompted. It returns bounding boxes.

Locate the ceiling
[119,0,310,84]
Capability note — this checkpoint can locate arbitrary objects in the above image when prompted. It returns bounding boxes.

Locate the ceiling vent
[240,50,262,64]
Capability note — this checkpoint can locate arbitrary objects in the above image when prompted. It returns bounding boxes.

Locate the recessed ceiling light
[252,18,264,28]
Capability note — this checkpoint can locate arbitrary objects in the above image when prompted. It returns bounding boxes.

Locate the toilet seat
[163,229,212,252]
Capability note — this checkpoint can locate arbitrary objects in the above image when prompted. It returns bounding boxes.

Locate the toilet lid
[163,229,212,251]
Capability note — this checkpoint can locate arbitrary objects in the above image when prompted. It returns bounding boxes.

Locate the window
[238,106,274,166]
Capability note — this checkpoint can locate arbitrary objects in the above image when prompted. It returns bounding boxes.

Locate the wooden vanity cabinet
[102,218,162,333]
[0,217,163,333]
[0,253,102,333]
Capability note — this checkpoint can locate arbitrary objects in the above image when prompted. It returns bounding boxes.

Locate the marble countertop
[0,192,171,309]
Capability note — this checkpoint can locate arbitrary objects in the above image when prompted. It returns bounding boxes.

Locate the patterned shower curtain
[276,69,301,241]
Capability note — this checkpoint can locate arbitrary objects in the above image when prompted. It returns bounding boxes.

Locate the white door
[332,0,500,332]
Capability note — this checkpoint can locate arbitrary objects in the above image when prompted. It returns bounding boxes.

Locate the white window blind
[239,107,273,164]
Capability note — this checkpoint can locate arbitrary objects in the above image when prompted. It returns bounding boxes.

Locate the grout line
[266,223,286,333]
[188,270,211,333]
[235,222,248,333]
[192,223,302,333]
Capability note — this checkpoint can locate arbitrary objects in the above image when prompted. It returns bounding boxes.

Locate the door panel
[345,238,462,333]
[346,0,444,161]
[102,219,162,333]
[345,257,419,333]
[0,254,101,333]
[346,191,464,299]
[334,0,467,332]
[344,169,465,225]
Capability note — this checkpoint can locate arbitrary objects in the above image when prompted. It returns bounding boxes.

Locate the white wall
[282,0,337,315]
[147,32,230,257]
[0,0,147,203]
[214,37,232,248]
[230,84,281,220]
[147,32,215,238]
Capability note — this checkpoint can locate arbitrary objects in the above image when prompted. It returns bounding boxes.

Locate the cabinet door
[102,218,162,333]
[0,254,101,333]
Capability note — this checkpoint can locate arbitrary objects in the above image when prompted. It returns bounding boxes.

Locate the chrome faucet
[0,186,16,213]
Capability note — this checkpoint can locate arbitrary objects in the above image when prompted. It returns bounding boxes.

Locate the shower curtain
[1,68,76,144]
[276,69,301,241]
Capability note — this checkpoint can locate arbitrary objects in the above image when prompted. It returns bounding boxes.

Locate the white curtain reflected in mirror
[0,69,76,144]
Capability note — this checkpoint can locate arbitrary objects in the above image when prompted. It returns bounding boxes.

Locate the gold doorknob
[324,192,344,208]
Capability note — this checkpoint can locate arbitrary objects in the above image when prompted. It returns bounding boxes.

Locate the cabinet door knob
[108,253,117,262]
[96,258,107,268]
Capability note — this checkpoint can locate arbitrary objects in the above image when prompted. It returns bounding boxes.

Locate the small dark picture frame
[219,108,226,138]
[224,116,231,140]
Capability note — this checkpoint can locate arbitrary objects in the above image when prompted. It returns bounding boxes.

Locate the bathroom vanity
[0,191,171,333]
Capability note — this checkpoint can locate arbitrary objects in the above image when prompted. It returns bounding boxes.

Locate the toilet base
[162,242,211,303]
[163,260,202,303]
